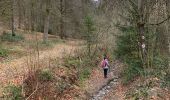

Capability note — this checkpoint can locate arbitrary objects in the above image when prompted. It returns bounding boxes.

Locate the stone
[107,86,111,89]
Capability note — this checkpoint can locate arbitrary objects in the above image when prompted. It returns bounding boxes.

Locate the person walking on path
[101,56,110,78]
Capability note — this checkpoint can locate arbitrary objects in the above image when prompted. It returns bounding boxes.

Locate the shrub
[123,60,143,84]
[83,16,97,57]
[115,26,143,83]
[115,26,139,62]
[3,85,23,100]
[153,56,170,88]
[38,69,53,82]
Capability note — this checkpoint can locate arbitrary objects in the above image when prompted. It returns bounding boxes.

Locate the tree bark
[166,0,170,54]
[17,0,22,29]
[11,0,15,36]
[30,1,34,31]
[43,9,50,42]
[137,0,147,67]
[60,0,65,39]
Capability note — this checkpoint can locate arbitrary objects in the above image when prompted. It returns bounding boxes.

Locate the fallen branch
[25,82,39,100]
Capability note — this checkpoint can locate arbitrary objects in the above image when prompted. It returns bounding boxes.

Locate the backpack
[101,60,106,68]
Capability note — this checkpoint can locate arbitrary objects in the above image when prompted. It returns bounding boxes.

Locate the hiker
[101,56,110,78]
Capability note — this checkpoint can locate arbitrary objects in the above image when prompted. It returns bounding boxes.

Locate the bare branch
[149,16,170,26]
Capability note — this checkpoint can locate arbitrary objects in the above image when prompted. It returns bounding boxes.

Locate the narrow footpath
[85,60,126,100]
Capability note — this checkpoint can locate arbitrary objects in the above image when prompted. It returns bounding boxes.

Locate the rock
[106,90,109,93]
[110,81,115,84]
[90,75,120,100]
[100,91,105,95]
[97,94,100,97]
[107,86,111,89]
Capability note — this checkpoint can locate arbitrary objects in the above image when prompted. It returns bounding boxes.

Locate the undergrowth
[63,46,101,85]
[64,55,92,82]
[3,85,23,100]
[115,26,143,84]
[115,26,170,98]
[0,46,8,57]
[38,69,53,82]
[1,32,24,42]
[28,39,65,50]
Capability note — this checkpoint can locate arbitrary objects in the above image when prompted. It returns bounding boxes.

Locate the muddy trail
[91,77,119,100]
[87,60,125,100]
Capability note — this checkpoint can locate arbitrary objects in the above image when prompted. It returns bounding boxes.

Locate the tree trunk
[30,1,34,31]
[43,9,50,42]
[17,0,22,29]
[11,0,15,36]
[166,0,170,54]
[137,0,147,67]
[60,15,64,39]
[59,0,65,39]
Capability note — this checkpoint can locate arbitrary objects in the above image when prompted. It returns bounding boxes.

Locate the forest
[0,0,169,100]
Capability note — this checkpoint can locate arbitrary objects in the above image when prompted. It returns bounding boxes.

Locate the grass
[0,30,66,61]
[3,85,23,100]
[64,56,80,69]
[0,32,24,42]
[0,43,26,62]
[38,69,54,82]
[27,39,65,50]
[126,85,149,100]
[79,68,91,81]
[0,46,8,57]
[63,55,92,81]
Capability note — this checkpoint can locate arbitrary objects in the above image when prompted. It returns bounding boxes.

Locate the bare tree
[43,0,51,42]
[11,0,15,36]
[137,0,147,67]
[17,0,22,29]
[166,0,170,53]
[59,0,65,39]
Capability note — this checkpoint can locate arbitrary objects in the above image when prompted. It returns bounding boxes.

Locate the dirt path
[86,60,126,100]
[0,40,80,95]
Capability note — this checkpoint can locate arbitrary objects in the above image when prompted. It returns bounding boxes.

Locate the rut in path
[0,41,79,86]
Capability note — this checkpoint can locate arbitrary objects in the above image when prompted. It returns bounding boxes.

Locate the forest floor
[0,37,81,96]
[0,31,127,99]
[0,31,169,100]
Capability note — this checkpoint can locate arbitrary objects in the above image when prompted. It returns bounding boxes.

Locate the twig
[22,76,24,96]
[149,16,170,26]
[25,82,39,100]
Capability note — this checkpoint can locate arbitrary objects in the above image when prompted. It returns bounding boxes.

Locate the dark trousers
[103,68,108,78]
